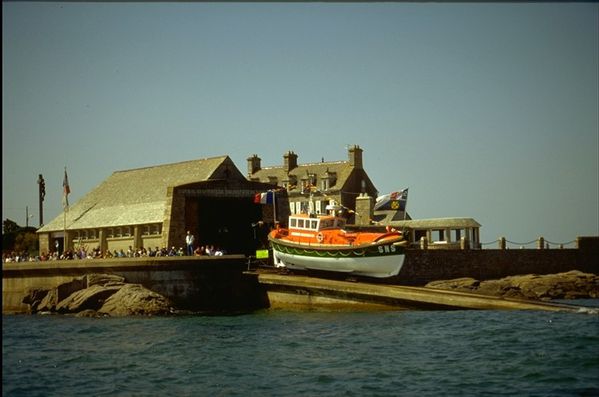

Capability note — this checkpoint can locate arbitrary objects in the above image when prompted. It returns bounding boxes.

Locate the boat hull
[269,239,405,278]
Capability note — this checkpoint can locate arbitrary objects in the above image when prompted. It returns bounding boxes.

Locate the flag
[374,188,408,211]
[254,191,274,204]
[62,167,71,210]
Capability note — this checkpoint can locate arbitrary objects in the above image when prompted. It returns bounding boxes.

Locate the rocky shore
[425,270,599,301]
[20,270,599,316]
[23,273,175,317]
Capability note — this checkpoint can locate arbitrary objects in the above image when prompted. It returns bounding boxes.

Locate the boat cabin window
[289,216,347,231]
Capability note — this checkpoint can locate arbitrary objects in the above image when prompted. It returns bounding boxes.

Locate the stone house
[246,145,388,225]
[37,156,278,256]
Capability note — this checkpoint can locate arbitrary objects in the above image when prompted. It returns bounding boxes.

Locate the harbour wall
[396,237,598,285]
[2,256,267,314]
[3,237,598,313]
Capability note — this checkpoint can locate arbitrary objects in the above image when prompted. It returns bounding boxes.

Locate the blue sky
[3,2,598,247]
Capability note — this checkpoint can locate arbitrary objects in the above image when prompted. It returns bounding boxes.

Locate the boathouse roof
[38,156,244,232]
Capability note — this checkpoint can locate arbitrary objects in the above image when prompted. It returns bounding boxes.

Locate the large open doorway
[196,197,265,256]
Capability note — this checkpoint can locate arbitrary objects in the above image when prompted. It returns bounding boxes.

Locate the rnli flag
[254,191,274,204]
[374,188,408,211]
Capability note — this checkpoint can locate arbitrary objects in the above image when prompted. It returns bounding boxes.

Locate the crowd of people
[2,243,226,263]
[2,231,227,263]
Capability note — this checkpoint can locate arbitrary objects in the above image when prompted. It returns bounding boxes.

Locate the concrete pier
[256,273,595,313]
[2,256,266,314]
[3,246,597,314]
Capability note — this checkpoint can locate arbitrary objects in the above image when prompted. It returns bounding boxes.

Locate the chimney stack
[284,151,298,173]
[247,154,261,176]
[348,145,363,169]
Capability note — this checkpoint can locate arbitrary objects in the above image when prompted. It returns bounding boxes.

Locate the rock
[98,284,173,316]
[425,278,480,291]
[75,309,105,317]
[22,273,172,316]
[22,288,50,312]
[425,271,599,301]
[36,289,60,312]
[86,273,125,287]
[55,284,123,314]
[56,277,88,302]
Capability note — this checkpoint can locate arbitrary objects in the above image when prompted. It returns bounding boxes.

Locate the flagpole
[274,190,277,224]
[403,188,408,221]
[62,166,70,256]
[63,208,66,256]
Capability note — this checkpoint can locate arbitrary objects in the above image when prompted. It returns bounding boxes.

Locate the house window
[301,179,309,192]
[143,225,151,236]
[300,202,309,213]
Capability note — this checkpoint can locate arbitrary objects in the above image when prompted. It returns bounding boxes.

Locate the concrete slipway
[255,273,597,314]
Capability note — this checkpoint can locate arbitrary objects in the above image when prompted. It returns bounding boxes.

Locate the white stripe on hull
[272,248,405,278]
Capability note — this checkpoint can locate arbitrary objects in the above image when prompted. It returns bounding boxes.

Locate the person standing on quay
[185,231,195,256]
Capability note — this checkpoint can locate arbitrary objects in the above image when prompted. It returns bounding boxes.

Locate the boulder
[55,284,123,313]
[22,273,173,316]
[425,277,480,291]
[86,273,125,287]
[425,270,599,301]
[22,288,50,312]
[98,284,173,316]
[36,289,60,312]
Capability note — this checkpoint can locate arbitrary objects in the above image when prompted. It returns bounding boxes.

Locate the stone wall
[2,256,267,314]
[397,240,598,286]
[4,238,598,313]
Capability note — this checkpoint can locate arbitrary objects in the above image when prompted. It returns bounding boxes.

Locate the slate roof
[38,156,236,232]
[251,160,353,193]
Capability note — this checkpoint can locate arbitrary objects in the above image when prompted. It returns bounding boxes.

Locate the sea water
[3,301,599,397]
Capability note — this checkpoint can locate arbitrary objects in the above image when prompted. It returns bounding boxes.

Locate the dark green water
[3,303,599,396]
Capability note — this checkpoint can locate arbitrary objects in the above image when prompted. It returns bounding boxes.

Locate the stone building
[37,156,278,256]
[246,145,384,225]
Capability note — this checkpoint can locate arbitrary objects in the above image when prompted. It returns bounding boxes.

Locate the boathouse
[36,156,281,256]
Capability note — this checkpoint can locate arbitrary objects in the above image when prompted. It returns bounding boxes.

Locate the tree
[3,219,19,234]
[2,219,39,255]
[14,231,39,254]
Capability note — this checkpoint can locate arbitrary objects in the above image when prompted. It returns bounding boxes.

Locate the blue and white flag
[374,188,408,211]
